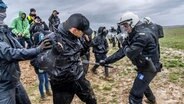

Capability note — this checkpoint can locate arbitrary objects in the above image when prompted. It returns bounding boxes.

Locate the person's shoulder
[135,27,151,40]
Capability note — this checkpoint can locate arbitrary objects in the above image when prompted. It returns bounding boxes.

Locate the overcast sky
[4,0,184,29]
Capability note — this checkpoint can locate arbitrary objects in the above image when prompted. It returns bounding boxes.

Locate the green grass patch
[163,59,184,68]
[160,27,184,50]
[169,72,181,83]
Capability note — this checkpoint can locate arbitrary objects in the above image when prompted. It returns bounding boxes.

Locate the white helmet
[118,12,140,28]
[143,17,152,24]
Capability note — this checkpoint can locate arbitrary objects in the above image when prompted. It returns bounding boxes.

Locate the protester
[27,8,37,24]
[11,11,32,48]
[0,1,53,104]
[37,13,97,104]
[91,26,109,77]
[30,16,49,43]
[48,10,60,32]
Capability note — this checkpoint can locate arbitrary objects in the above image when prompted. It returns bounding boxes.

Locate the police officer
[143,17,164,39]
[0,1,53,104]
[37,13,97,104]
[143,17,164,58]
[100,12,162,104]
[91,26,109,77]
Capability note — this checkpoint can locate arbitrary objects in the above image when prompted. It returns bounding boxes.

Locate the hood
[58,23,79,40]
[18,11,26,18]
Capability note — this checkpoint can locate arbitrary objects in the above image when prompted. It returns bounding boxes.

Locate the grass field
[160,27,184,50]
[159,27,184,85]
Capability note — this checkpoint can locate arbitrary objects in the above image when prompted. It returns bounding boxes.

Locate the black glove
[39,38,53,51]
[99,60,106,66]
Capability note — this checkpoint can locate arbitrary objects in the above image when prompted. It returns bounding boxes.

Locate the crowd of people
[0,0,165,104]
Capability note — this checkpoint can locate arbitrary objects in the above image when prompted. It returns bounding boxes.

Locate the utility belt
[136,58,162,73]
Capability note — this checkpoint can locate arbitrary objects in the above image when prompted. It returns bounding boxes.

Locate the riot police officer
[143,17,164,39]
[100,12,162,104]
[37,13,97,104]
[91,26,109,77]
[143,17,164,58]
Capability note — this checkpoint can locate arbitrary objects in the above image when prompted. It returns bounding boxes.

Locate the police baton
[82,60,113,68]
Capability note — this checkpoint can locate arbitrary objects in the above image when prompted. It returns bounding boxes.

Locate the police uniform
[144,22,164,59]
[104,22,162,104]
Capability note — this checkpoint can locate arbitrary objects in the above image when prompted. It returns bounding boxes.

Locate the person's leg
[102,54,109,77]
[104,66,109,77]
[144,86,156,103]
[0,88,16,104]
[129,72,157,104]
[15,82,31,104]
[112,37,116,47]
[38,73,45,98]
[75,77,97,104]
[44,73,52,96]
[50,81,74,104]
[91,53,100,74]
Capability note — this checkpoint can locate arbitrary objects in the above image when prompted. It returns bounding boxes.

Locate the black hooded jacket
[92,27,109,54]
[0,25,41,92]
[38,23,84,82]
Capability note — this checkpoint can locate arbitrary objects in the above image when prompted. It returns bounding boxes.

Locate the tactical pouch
[145,58,157,73]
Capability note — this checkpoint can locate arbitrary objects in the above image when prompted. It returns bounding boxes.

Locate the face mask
[0,12,6,24]
[30,14,36,17]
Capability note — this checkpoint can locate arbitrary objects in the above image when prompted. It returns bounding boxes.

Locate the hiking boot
[40,95,46,101]
[144,99,157,104]
[46,90,52,96]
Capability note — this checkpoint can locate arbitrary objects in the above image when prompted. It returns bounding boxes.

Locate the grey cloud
[4,0,184,29]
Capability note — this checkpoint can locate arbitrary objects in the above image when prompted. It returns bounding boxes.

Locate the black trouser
[92,53,109,77]
[50,77,97,104]
[112,37,116,47]
[129,71,157,104]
